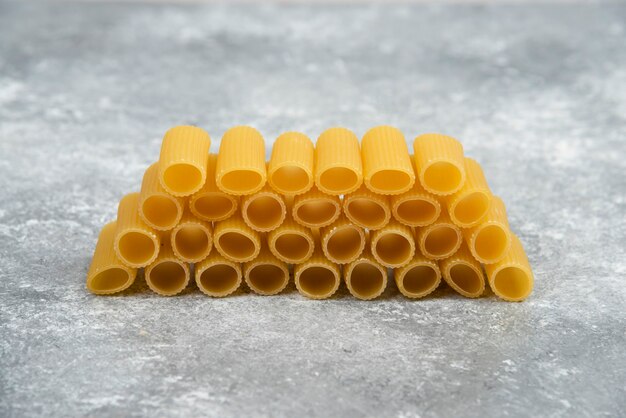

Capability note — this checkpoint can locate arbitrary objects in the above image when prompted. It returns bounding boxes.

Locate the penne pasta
[320,215,366,264]
[343,185,391,230]
[294,247,341,300]
[361,125,415,195]
[241,183,286,232]
[268,131,314,195]
[145,238,190,296]
[370,219,415,268]
[171,209,213,263]
[445,158,492,228]
[158,125,211,197]
[413,133,465,195]
[268,208,315,264]
[394,251,441,299]
[485,234,534,302]
[243,244,289,295]
[214,214,261,263]
[138,162,184,231]
[114,192,160,268]
[292,185,341,228]
[439,243,485,298]
[314,127,363,195]
[344,248,388,300]
[86,221,137,295]
[195,251,242,297]
[216,126,266,195]
[391,156,441,227]
[416,209,462,260]
[463,196,512,264]
[190,153,238,222]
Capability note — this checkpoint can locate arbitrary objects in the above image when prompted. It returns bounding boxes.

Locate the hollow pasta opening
[298,266,337,298]
[453,192,490,225]
[375,233,412,266]
[349,263,385,299]
[346,198,387,229]
[221,170,263,194]
[369,170,411,193]
[274,233,311,262]
[271,166,310,194]
[396,199,438,226]
[326,227,362,262]
[193,194,235,220]
[218,232,255,260]
[296,200,338,226]
[423,162,463,194]
[246,195,284,230]
[118,231,157,265]
[248,264,287,294]
[89,268,131,293]
[449,263,482,295]
[142,195,179,229]
[475,225,509,262]
[319,167,358,193]
[423,226,459,257]
[148,261,187,294]
[163,163,202,195]
[492,266,532,300]
[199,264,239,295]
[401,265,439,295]
[174,226,210,261]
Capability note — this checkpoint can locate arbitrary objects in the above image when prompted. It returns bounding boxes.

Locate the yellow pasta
[158,125,211,197]
[86,221,137,295]
[268,131,314,195]
[416,209,462,260]
[445,158,492,228]
[463,196,512,264]
[267,210,315,264]
[394,251,441,299]
[138,162,184,231]
[294,247,341,300]
[292,185,341,228]
[413,133,465,195]
[485,234,534,302]
[439,243,485,298]
[190,153,238,222]
[243,244,289,295]
[391,156,441,227]
[343,185,391,230]
[114,193,160,268]
[171,209,213,263]
[314,127,363,195]
[213,214,261,263]
[361,125,415,195]
[370,219,415,268]
[320,215,366,264]
[344,248,388,300]
[241,183,287,232]
[145,238,190,296]
[216,126,266,195]
[195,251,242,297]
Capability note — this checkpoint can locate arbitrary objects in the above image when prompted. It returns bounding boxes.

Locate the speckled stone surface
[1,1,625,416]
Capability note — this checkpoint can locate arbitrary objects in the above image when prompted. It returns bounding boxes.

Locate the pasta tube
[138,162,184,231]
[344,248,388,300]
[241,184,286,232]
[394,251,441,299]
[268,210,315,264]
[413,133,465,195]
[292,185,341,228]
[86,221,137,295]
[216,126,266,195]
[370,219,415,268]
[485,234,534,302]
[243,244,289,295]
[158,125,211,197]
[196,251,242,297]
[145,238,190,296]
[268,131,314,195]
[114,193,160,268]
[416,209,462,260]
[361,125,415,195]
[391,156,441,227]
[214,214,261,263]
[314,127,362,195]
[320,215,366,264]
[445,158,492,228]
[190,154,238,222]
[294,247,341,300]
[343,185,391,230]
[439,243,485,298]
[463,196,512,264]
[171,209,213,263]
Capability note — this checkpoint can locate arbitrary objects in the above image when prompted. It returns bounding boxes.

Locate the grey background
[1,1,625,416]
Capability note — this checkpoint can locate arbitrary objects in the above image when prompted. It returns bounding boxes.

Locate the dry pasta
[445,158,492,228]
[267,209,315,264]
[214,214,261,263]
[241,183,286,232]
[416,209,462,260]
[145,237,190,296]
[294,246,341,300]
[243,244,289,295]
[171,208,213,263]
[320,215,366,264]
[439,243,485,298]
[292,185,341,228]
[216,126,266,195]
[138,162,184,231]
[268,131,314,195]
[463,196,512,264]
[195,251,242,297]
[361,125,415,195]
[114,192,160,268]
[485,234,534,302]
[190,153,238,222]
[343,185,391,230]
[314,127,362,195]
[370,219,415,268]
[158,125,211,197]
[86,221,137,295]
[413,133,465,195]
[394,252,441,299]
[344,248,388,300]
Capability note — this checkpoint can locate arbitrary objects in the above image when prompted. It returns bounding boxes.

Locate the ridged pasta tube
[314,127,362,195]
[114,193,160,268]
[416,209,462,260]
[370,219,415,268]
[268,131,314,196]
[320,215,366,264]
[243,245,289,296]
[241,184,287,232]
[439,243,485,298]
[86,222,137,295]
[344,248,388,300]
[343,185,391,230]
[445,158,492,228]
[216,126,266,195]
[171,209,213,263]
[391,156,441,227]
[294,247,341,300]
[145,238,190,296]
[292,185,341,228]
[485,234,534,302]
[394,251,441,299]
[195,251,242,297]
[190,154,238,222]
[463,196,512,264]
[268,210,315,264]
[361,125,415,195]
[138,162,184,231]
[214,214,261,263]
[158,125,211,197]
[413,133,465,195]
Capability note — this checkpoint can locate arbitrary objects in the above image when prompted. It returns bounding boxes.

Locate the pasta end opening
[492,266,532,301]
[369,170,411,194]
[475,225,509,262]
[199,264,240,296]
[298,266,338,298]
[142,195,180,229]
[453,192,490,226]
[374,233,412,266]
[295,200,338,226]
[271,166,310,194]
[423,226,460,258]
[319,167,358,194]
[326,227,363,263]
[246,195,284,230]
[221,170,263,194]
[89,268,132,294]
[148,261,188,295]
[118,231,157,266]
[401,265,439,297]
[346,198,387,229]
[248,264,287,294]
[423,161,463,194]
[348,262,385,299]
[174,226,211,261]
[449,263,483,296]
[274,233,312,262]
[163,163,203,195]
[218,232,256,261]
[396,199,438,226]
[192,194,235,220]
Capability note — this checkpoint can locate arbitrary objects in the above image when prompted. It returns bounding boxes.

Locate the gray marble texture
[1,1,625,417]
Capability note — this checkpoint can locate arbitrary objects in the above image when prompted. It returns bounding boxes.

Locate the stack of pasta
[87,126,534,302]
